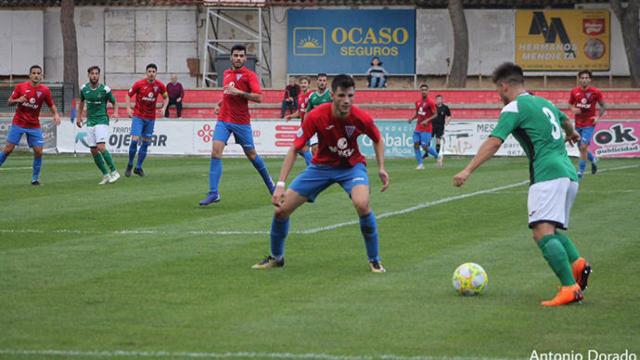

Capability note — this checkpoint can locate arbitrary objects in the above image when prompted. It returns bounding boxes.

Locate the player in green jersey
[77,66,120,185]
[305,73,332,154]
[453,63,591,307]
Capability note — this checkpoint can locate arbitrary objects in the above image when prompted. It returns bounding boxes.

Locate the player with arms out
[453,63,591,306]
[77,66,120,184]
[408,84,442,170]
[569,70,606,179]
[0,65,61,185]
[252,75,390,273]
[285,76,313,165]
[199,44,275,206]
[125,63,168,177]
[305,73,332,155]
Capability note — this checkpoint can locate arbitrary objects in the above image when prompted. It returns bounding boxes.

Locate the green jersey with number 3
[80,82,116,126]
[491,93,578,184]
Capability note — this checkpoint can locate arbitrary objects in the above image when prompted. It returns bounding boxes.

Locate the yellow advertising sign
[515,10,610,71]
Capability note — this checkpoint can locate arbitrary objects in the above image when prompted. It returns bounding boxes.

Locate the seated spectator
[280,77,300,118]
[367,57,387,88]
[165,74,184,119]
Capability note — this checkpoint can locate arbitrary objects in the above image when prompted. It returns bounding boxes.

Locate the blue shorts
[131,117,155,139]
[412,131,433,146]
[7,125,44,148]
[212,121,255,150]
[576,126,595,145]
[289,163,369,203]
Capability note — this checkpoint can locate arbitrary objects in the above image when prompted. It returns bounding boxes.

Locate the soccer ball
[452,263,488,296]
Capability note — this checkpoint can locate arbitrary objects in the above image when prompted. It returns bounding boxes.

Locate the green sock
[538,235,576,286]
[101,150,116,172]
[93,153,109,175]
[555,230,580,263]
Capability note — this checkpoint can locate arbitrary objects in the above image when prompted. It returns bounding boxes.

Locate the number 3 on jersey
[543,107,562,140]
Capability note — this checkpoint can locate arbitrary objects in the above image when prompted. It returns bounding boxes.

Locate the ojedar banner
[515,9,610,71]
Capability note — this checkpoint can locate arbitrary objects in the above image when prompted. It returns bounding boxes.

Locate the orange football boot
[541,284,583,306]
[572,257,592,291]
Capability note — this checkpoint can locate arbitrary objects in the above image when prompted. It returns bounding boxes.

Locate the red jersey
[218,67,262,125]
[569,86,603,128]
[414,98,436,132]
[294,103,381,168]
[128,79,167,120]
[10,82,54,129]
[298,89,312,122]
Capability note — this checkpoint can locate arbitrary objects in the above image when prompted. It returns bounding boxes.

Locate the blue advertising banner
[287,9,415,75]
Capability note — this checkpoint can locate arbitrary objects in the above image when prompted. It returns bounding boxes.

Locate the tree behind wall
[611,0,640,87]
[60,0,79,104]
[447,0,469,88]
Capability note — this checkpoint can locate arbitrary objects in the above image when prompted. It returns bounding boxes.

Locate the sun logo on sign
[298,36,320,49]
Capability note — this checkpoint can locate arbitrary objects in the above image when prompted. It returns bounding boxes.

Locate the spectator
[367,57,387,88]
[165,74,184,119]
[280,77,300,118]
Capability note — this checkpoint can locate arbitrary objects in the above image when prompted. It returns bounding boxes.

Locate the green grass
[0,154,639,359]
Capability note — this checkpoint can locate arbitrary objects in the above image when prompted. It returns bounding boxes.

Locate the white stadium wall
[42,6,200,89]
[0,5,636,87]
[0,11,44,76]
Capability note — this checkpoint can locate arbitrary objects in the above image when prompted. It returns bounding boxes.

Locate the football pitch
[1,155,639,359]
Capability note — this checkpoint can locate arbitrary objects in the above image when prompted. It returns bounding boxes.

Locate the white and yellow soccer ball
[452,263,488,296]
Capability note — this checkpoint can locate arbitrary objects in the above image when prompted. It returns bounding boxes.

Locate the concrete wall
[43,6,200,89]
[0,11,43,75]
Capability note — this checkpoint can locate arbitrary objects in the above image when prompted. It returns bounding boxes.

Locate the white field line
[0,349,520,360]
[0,166,32,171]
[1,164,637,237]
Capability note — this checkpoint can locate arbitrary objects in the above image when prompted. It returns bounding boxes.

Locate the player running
[77,66,120,184]
[199,44,275,206]
[252,74,390,273]
[569,70,606,179]
[408,84,442,170]
[125,63,168,177]
[453,62,591,307]
[305,73,332,154]
[285,76,313,165]
[0,65,61,185]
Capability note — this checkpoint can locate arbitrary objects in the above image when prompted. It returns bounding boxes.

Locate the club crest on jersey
[345,125,356,138]
[236,74,243,81]
[36,91,42,98]
[153,86,158,92]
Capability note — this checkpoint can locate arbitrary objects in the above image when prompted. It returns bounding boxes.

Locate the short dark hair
[419,84,429,90]
[317,73,328,79]
[231,44,247,54]
[146,63,157,71]
[331,74,355,92]
[492,62,524,85]
[578,70,592,79]
[29,65,42,73]
[435,94,443,98]
[87,66,101,74]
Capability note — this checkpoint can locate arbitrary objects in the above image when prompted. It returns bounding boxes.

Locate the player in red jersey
[568,70,606,178]
[0,65,61,185]
[124,63,168,177]
[408,84,442,170]
[284,76,313,165]
[199,44,275,206]
[252,75,390,273]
